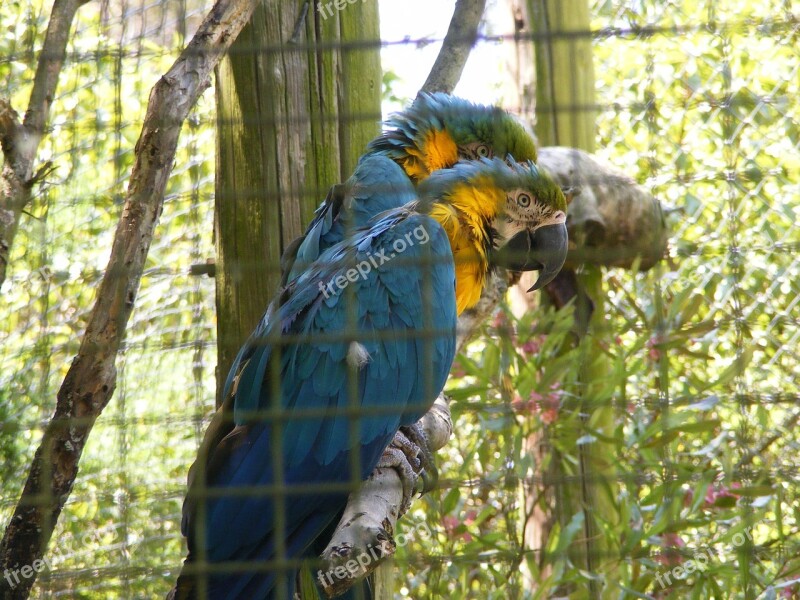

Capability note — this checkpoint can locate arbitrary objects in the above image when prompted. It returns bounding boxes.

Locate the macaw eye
[475,144,491,158]
[516,192,532,208]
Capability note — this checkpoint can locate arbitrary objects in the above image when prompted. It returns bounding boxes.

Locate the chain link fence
[1,0,798,598]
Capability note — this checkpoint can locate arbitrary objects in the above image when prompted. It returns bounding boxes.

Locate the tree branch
[318,396,453,598]
[419,0,488,95]
[0,0,259,597]
[537,146,667,271]
[0,0,92,290]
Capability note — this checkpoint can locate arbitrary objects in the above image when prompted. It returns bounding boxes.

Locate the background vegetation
[0,0,798,598]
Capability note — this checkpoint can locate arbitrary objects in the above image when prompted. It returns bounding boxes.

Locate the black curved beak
[492,222,568,291]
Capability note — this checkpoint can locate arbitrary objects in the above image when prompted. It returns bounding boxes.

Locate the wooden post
[531,0,595,152]
[214,0,382,403]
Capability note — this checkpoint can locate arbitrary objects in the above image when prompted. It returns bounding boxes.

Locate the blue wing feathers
[185,207,457,598]
[180,98,475,598]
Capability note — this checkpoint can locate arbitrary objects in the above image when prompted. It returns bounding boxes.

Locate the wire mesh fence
[0,0,798,598]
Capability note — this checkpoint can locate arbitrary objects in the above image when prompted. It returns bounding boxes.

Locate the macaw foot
[399,423,439,495]
[377,429,421,515]
[377,424,440,514]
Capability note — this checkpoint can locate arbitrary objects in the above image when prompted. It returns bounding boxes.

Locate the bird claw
[377,439,419,515]
[399,423,439,495]
[377,424,440,515]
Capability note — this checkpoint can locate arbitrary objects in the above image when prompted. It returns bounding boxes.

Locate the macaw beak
[492,222,568,291]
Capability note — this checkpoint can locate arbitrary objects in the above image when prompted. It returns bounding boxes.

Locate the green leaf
[555,511,585,556]
[441,486,460,515]
[702,347,754,391]
[641,429,680,448]
[732,485,774,497]
[298,564,321,599]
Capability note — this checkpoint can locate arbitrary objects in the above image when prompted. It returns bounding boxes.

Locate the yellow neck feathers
[396,129,503,314]
[399,129,459,183]
[428,178,504,314]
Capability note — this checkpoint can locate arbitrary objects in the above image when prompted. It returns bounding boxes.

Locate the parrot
[172,156,568,600]
[278,94,543,503]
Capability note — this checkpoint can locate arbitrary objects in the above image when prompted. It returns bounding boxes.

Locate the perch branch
[318,396,453,598]
[0,0,93,290]
[419,0,487,95]
[0,0,259,597]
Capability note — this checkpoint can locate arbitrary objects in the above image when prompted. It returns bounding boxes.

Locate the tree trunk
[214,0,382,402]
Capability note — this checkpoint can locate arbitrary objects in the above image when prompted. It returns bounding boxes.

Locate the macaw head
[367,93,538,183]
[419,157,568,313]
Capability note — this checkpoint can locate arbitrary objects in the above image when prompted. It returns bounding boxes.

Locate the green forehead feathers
[418,157,566,212]
[369,93,538,164]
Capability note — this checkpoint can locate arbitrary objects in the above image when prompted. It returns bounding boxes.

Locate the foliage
[0,1,215,597]
[394,1,800,598]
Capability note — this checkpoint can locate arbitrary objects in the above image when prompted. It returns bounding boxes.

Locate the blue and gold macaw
[173,157,567,599]
[278,94,544,500]
[274,94,546,509]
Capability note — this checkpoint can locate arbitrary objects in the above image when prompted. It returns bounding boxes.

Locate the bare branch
[419,0,488,95]
[537,146,668,271]
[0,0,259,596]
[24,0,93,158]
[0,0,92,289]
